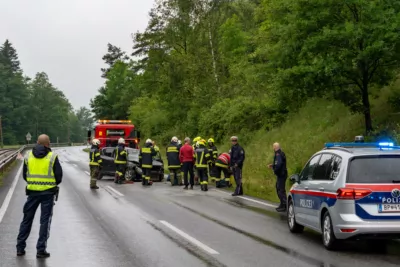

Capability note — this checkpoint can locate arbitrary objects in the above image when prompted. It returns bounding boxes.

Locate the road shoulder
[0,158,24,213]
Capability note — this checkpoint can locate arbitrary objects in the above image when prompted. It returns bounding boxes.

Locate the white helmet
[118,138,125,144]
[146,138,152,144]
[92,139,100,146]
[171,136,178,142]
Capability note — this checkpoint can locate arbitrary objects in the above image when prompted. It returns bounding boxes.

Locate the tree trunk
[361,76,373,135]
[208,21,220,93]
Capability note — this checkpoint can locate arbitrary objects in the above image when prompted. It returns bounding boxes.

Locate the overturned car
[98,147,164,182]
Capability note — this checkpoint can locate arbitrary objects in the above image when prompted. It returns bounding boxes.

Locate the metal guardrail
[0,143,78,174]
[0,146,26,174]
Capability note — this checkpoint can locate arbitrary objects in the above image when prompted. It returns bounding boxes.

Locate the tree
[261,0,400,133]
[101,43,129,78]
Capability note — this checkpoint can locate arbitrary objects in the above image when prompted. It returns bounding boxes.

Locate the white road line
[159,220,219,255]
[106,186,124,197]
[0,159,24,224]
[72,164,77,167]
[215,189,278,208]
[84,171,90,176]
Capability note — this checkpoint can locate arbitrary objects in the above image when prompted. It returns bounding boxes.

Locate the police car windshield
[348,155,400,183]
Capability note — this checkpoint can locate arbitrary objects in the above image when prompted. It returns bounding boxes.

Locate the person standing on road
[89,139,102,189]
[114,138,127,184]
[192,136,201,185]
[16,134,63,258]
[268,142,288,212]
[167,136,181,186]
[194,140,211,191]
[139,139,156,186]
[152,140,162,161]
[230,136,245,196]
[180,137,195,190]
[207,138,218,182]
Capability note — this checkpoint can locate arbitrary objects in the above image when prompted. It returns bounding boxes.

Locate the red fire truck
[88,120,141,149]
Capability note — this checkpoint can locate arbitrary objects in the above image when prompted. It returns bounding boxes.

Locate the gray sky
[0,0,154,110]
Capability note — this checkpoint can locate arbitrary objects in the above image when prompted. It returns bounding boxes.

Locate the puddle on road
[172,201,336,267]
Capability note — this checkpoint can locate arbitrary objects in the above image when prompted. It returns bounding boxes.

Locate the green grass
[0,161,17,186]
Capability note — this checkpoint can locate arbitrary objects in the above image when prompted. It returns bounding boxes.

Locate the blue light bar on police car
[324,142,398,148]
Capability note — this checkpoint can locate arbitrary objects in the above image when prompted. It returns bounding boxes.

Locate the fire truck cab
[88,120,140,149]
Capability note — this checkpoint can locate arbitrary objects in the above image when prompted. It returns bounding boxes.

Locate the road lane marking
[0,158,24,224]
[84,171,90,176]
[215,189,278,208]
[106,186,124,197]
[159,220,219,255]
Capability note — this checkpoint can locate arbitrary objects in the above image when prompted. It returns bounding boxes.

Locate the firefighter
[207,138,218,182]
[89,139,102,189]
[192,136,202,185]
[194,140,211,191]
[152,140,162,161]
[167,136,181,186]
[140,139,156,186]
[215,152,233,188]
[114,138,127,184]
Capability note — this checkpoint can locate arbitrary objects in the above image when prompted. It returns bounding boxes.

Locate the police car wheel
[287,199,304,233]
[322,212,338,250]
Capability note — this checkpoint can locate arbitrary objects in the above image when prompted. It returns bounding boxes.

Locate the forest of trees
[90,0,400,143]
[0,40,93,145]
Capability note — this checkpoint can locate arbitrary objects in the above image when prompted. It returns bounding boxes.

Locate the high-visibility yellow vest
[25,151,57,191]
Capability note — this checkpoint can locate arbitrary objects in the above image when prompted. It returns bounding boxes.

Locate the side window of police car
[313,154,334,180]
[329,156,341,180]
[300,155,321,181]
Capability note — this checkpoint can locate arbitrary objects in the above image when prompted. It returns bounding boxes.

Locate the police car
[287,138,400,250]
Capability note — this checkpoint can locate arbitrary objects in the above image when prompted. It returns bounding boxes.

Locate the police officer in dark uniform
[167,136,181,186]
[114,138,127,184]
[16,134,63,258]
[268,142,287,212]
[139,139,156,186]
[229,136,245,196]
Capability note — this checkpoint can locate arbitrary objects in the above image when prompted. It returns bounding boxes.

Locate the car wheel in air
[322,211,338,250]
[287,199,304,233]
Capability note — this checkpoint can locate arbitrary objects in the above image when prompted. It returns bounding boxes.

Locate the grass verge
[0,160,17,187]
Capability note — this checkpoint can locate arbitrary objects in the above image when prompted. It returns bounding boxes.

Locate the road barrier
[0,143,76,174]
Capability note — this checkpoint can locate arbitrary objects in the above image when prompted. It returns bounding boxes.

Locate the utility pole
[0,116,3,148]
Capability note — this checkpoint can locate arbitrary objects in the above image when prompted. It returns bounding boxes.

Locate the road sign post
[26,132,31,144]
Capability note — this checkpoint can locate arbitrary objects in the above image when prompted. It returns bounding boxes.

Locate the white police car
[287,140,400,250]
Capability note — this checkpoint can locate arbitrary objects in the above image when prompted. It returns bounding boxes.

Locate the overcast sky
[0,0,155,110]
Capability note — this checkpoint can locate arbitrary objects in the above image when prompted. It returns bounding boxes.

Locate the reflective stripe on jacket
[140,146,155,169]
[194,146,211,168]
[166,143,180,168]
[114,145,127,164]
[25,151,57,191]
[89,146,102,166]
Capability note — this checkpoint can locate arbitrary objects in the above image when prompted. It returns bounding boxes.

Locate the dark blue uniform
[273,149,287,207]
[230,143,245,195]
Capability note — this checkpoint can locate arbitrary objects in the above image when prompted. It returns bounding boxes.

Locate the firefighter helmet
[193,136,201,142]
[92,139,101,146]
[171,136,178,142]
[208,138,214,143]
[146,139,152,144]
[118,138,125,144]
[198,140,205,146]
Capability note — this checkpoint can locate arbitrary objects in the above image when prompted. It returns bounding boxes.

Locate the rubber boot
[204,184,208,191]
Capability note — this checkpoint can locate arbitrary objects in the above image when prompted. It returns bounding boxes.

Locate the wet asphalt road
[0,146,400,267]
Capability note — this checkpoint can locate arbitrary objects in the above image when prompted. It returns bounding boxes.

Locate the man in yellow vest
[16,134,63,258]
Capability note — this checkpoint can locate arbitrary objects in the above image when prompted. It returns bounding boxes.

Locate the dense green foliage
[90,0,400,143]
[0,40,93,145]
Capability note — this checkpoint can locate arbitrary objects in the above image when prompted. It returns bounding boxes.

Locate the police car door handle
[319,187,325,191]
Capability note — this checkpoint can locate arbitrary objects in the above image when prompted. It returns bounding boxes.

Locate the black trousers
[182,162,194,186]
[233,167,243,195]
[17,194,55,252]
[276,175,287,206]
[197,168,208,185]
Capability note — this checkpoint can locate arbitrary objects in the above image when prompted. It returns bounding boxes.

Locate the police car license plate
[378,204,400,213]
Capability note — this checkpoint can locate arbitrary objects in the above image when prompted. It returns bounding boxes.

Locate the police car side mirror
[290,174,300,183]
